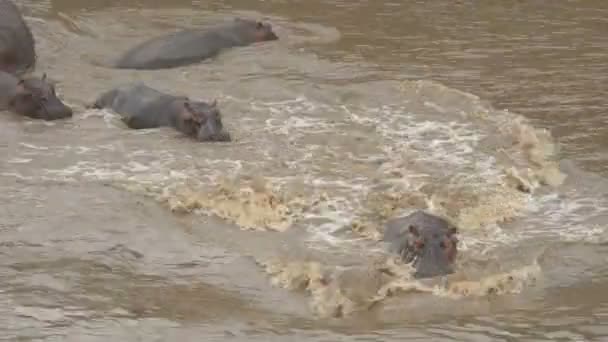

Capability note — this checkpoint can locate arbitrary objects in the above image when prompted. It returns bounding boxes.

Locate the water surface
[2,0,608,340]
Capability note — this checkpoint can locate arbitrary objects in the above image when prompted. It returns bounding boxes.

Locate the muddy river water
[2,0,608,340]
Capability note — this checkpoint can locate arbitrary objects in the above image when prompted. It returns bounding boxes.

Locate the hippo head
[401,223,458,278]
[9,73,73,120]
[384,211,459,279]
[234,18,278,42]
[179,99,231,142]
[253,21,279,41]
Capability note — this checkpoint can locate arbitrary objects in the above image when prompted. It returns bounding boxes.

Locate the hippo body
[0,71,73,120]
[112,18,278,70]
[90,83,231,142]
[383,210,459,279]
[0,0,36,75]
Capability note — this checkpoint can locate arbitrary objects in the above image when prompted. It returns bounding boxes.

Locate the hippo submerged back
[90,83,231,142]
[0,0,36,75]
[112,18,278,70]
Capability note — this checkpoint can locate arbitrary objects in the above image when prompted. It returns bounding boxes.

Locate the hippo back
[113,20,271,70]
[113,30,208,69]
[104,84,166,114]
[0,70,18,110]
[99,83,182,129]
[0,0,36,75]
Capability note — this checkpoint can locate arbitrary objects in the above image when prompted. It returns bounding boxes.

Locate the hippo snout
[47,99,73,119]
[267,31,279,41]
[413,249,455,279]
[212,131,231,142]
[196,130,232,142]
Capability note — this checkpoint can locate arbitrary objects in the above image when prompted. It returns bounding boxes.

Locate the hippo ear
[182,101,195,120]
[210,99,218,108]
[183,101,204,123]
[448,227,459,243]
[43,74,59,86]
[408,225,420,237]
[15,79,28,94]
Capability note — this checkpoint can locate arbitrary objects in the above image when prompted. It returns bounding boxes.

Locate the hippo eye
[439,241,446,249]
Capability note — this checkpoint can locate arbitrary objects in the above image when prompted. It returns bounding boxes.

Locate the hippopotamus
[111,18,278,70]
[383,210,459,279]
[0,0,36,75]
[0,71,73,120]
[89,83,231,142]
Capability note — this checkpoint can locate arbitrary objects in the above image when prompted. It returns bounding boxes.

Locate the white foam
[19,143,48,150]
[44,163,91,176]
[14,306,66,322]
[1,172,33,180]
[523,191,608,241]
[125,161,150,173]
[7,158,32,164]
[6,85,602,254]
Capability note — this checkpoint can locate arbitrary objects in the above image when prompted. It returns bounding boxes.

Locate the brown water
[2,0,608,340]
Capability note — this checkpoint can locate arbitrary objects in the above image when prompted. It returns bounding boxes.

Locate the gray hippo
[383,210,459,279]
[0,0,36,75]
[0,71,73,120]
[111,18,278,70]
[89,83,231,142]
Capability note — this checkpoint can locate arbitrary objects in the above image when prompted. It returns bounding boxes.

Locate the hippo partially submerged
[0,71,73,120]
[0,0,36,75]
[111,18,278,70]
[89,83,231,142]
[383,210,459,279]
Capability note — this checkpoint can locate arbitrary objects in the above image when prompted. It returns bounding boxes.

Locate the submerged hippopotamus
[89,83,231,142]
[383,210,459,279]
[0,71,73,120]
[111,18,278,70]
[0,0,36,75]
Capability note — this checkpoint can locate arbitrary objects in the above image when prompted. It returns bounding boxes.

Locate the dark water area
[2,0,608,341]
